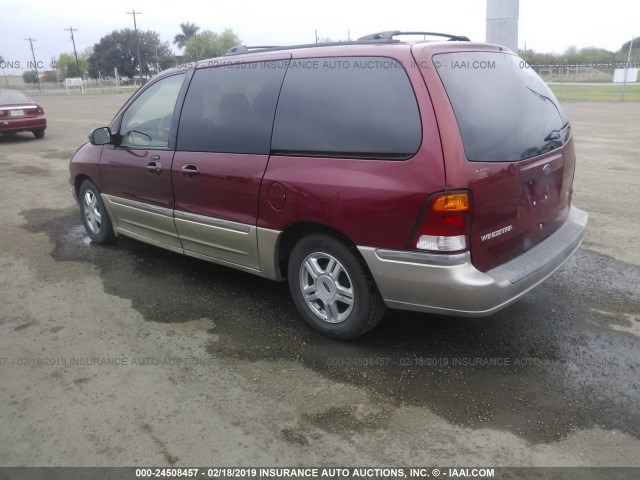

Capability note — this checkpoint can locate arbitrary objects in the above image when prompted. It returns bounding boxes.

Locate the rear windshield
[435,52,569,162]
[0,90,31,104]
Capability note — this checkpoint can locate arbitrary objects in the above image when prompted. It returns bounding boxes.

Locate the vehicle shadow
[0,132,40,143]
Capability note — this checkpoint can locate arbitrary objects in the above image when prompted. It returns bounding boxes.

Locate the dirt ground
[562,102,640,265]
[0,94,638,468]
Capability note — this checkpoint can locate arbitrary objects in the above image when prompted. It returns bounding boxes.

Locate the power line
[2,41,69,55]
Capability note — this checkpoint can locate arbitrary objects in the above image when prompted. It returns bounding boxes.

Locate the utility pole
[25,37,41,92]
[127,9,144,87]
[620,36,635,103]
[64,27,81,77]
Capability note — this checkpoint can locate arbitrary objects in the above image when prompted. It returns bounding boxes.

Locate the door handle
[146,161,162,175]
[181,164,199,179]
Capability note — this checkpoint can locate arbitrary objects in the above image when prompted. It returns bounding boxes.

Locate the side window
[177,62,287,154]
[119,73,185,149]
[272,57,422,159]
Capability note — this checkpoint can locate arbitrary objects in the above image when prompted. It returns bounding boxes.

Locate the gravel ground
[0,94,638,468]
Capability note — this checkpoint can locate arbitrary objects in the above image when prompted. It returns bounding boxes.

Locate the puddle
[42,150,75,160]
[591,309,640,338]
[11,165,52,176]
[21,207,293,326]
[20,206,640,443]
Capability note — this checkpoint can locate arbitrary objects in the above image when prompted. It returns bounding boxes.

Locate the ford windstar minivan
[69,31,588,339]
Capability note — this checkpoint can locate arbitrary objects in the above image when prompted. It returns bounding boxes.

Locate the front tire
[78,180,116,244]
[287,234,386,339]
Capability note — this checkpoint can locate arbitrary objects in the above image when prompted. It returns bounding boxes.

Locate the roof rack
[357,31,470,42]
[224,41,369,56]
[222,30,470,57]
[225,45,281,56]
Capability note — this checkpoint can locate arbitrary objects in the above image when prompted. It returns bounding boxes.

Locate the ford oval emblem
[542,163,552,175]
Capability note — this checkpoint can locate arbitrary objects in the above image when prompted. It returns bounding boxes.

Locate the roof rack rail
[217,32,469,58]
[357,31,470,42]
[225,45,282,56]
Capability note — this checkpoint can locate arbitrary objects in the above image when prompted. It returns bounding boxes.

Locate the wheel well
[277,222,369,279]
[73,175,93,199]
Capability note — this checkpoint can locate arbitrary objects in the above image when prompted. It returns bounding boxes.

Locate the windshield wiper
[544,121,570,142]
[527,86,553,103]
[527,86,565,124]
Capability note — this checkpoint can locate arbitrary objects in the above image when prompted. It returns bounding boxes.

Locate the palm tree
[174,23,200,50]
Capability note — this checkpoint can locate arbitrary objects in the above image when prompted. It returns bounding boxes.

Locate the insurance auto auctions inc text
[243,468,494,478]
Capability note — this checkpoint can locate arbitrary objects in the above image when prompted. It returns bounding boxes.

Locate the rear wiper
[527,86,553,103]
[544,121,570,142]
[527,86,565,124]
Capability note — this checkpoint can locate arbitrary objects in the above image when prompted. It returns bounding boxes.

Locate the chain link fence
[1,75,140,95]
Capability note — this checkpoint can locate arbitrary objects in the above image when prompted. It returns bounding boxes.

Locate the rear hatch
[0,103,42,119]
[420,49,575,271]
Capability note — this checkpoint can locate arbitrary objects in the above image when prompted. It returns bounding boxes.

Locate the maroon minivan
[69,31,588,339]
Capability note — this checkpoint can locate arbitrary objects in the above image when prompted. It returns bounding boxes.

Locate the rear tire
[78,180,116,244]
[287,234,386,339]
[33,129,45,139]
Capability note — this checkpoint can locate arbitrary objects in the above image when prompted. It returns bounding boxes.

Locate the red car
[0,90,47,138]
[69,31,588,339]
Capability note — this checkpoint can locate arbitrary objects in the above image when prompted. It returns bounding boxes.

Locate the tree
[520,46,617,66]
[183,29,240,62]
[563,45,578,57]
[79,46,93,74]
[575,47,614,63]
[174,22,200,50]
[23,70,38,84]
[57,47,93,80]
[618,37,640,60]
[88,29,174,79]
[57,52,82,79]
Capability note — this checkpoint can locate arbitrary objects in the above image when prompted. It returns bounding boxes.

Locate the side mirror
[89,127,112,145]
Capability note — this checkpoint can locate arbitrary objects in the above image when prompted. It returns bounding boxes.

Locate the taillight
[411,192,472,252]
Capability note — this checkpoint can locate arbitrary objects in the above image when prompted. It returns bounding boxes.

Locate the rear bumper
[358,206,588,316]
[0,115,46,134]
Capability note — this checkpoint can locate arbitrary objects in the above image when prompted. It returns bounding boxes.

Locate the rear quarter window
[272,56,422,159]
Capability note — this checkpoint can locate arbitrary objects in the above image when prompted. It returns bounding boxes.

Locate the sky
[1,0,638,74]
